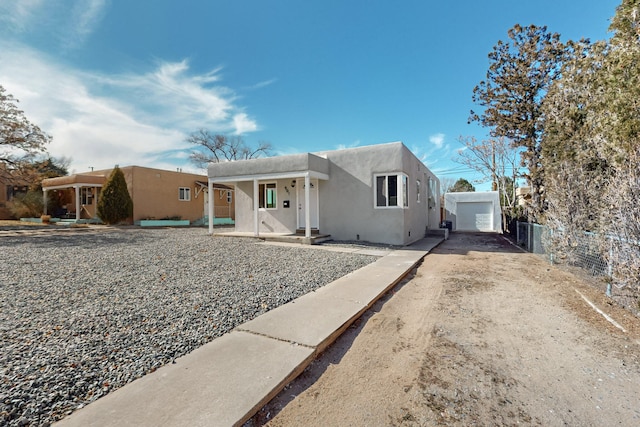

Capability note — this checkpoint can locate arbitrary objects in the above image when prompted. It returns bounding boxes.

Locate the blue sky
[0,0,620,190]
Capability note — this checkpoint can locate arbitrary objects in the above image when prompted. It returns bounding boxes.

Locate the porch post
[253,179,259,237]
[304,174,311,238]
[43,189,48,215]
[74,185,81,220]
[208,180,214,234]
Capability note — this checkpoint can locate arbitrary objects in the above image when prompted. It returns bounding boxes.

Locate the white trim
[178,187,191,201]
[208,180,214,234]
[253,179,259,237]
[373,172,409,209]
[259,182,278,210]
[42,182,104,191]
[211,170,329,184]
[304,175,311,237]
[75,186,80,220]
[296,177,319,232]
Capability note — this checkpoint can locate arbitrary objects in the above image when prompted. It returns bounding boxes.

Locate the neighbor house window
[259,183,277,209]
[179,187,191,201]
[416,179,421,203]
[375,173,408,208]
[80,187,94,205]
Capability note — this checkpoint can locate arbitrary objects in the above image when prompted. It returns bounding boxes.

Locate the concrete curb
[55,237,444,427]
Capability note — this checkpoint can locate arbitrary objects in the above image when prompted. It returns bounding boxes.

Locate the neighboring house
[0,180,29,220]
[41,166,235,224]
[444,191,502,233]
[207,141,441,245]
[516,186,531,207]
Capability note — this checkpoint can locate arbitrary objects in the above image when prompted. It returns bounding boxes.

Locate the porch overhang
[207,152,330,184]
[206,153,330,238]
[42,174,106,191]
[41,174,106,220]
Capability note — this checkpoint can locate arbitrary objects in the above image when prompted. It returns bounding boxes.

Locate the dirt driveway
[248,232,640,426]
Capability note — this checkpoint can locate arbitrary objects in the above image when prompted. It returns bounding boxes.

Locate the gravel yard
[0,227,377,427]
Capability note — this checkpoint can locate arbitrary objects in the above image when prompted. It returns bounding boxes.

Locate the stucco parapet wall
[208,153,329,181]
[42,174,106,189]
[445,191,500,202]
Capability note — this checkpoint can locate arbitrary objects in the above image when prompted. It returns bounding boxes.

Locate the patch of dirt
[0,220,43,227]
[246,232,640,426]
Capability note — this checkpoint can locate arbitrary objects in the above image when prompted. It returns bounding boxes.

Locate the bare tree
[605,146,640,302]
[439,177,457,195]
[455,136,522,229]
[187,130,272,169]
[0,84,50,168]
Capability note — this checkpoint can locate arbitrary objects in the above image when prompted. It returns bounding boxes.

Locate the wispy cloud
[66,0,108,49]
[336,140,361,151]
[0,0,45,32]
[232,113,259,134]
[0,42,259,174]
[95,59,246,131]
[244,78,277,90]
[0,0,108,49]
[429,133,445,148]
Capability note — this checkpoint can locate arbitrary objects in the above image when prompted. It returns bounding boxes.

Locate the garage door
[456,202,493,231]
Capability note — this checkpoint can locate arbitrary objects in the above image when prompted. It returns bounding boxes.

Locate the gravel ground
[0,228,377,427]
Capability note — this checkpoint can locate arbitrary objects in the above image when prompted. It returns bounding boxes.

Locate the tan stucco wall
[81,166,210,222]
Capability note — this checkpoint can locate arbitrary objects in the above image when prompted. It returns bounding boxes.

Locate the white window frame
[259,182,277,210]
[179,187,191,201]
[374,173,409,209]
[81,187,94,205]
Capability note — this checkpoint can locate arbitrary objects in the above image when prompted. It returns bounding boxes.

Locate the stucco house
[444,191,502,233]
[0,177,29,220]
[207,142,440,245]
[41,165,234,224]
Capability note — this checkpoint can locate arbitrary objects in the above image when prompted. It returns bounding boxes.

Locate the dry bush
[604,148,640,308]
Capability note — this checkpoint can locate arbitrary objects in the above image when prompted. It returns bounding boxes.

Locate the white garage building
[444,191,502,233]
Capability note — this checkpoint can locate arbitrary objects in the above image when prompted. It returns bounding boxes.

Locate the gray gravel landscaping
[0,227,377,427]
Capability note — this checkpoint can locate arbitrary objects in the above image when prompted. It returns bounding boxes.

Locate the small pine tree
[97,166,133,224]
[450,178,476,193]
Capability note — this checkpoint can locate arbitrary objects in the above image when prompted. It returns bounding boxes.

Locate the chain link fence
[517,221,625,287]
[514,221,639,314]
[517,221,611,275]
[516,222,546,255]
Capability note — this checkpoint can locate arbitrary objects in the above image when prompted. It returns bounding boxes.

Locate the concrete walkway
[54,237,444,427]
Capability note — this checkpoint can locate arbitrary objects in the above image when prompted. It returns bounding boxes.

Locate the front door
[298,179,319,229]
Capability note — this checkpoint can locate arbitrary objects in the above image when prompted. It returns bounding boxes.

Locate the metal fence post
[606,237,613,297]
[549,228,554,264]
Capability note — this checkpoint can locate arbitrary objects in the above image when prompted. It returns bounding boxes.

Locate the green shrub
[97,166,133,224]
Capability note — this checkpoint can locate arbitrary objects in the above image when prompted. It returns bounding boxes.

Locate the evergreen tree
[470,24,569,221]
[97,166,133,224]
[450,178,475,193]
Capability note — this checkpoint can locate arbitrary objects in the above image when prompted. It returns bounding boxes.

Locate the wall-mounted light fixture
[291,180,296,188]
